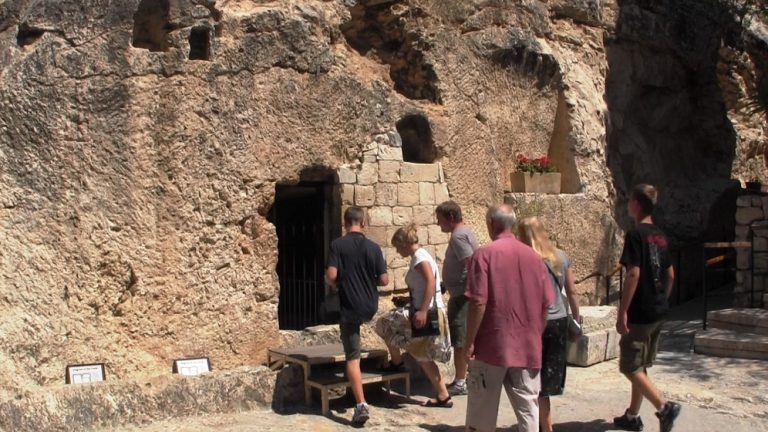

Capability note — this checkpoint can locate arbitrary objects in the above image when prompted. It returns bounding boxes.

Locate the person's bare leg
[347,359,365,404]
[624,370,663,412]
[539,396,553,432]
[418,361,449,401]
[454,347,467,381]
[386,344,403,365]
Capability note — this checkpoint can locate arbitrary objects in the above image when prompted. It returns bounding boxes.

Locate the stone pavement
[115,298,768,432]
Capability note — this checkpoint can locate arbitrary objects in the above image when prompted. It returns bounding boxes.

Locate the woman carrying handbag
[518,217,582,432]
[375,224,453,408]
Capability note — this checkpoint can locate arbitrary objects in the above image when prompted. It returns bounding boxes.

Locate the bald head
[486,204,517,238]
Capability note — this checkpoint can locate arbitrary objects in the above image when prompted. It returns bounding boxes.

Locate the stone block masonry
[338,161,450,290]
[734,194,768,307]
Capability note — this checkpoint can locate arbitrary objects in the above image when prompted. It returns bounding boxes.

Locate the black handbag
[409,304,440,338]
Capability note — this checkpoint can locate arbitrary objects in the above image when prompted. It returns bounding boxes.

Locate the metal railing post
[751,227,756,307]
[702,246,708,330]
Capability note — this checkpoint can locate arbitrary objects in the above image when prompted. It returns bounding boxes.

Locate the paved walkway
[117,298,768,431]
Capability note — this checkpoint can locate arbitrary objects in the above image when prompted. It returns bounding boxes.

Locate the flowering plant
[516,154,557,173]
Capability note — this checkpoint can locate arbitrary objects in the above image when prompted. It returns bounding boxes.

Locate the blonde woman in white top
[375,224,453,408]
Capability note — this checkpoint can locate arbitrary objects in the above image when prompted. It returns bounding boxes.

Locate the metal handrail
[575,263,623,306]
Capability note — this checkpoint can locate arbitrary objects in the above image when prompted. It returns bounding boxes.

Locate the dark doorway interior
[188,27,211,60]
[269,181,340,330]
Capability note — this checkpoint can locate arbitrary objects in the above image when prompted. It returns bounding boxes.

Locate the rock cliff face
[0,0,764,410]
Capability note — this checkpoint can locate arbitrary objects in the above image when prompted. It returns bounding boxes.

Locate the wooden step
[707,308,768,336]
[694,328,768,360]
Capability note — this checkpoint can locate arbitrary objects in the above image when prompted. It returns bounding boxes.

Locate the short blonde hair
[391,223,419,248]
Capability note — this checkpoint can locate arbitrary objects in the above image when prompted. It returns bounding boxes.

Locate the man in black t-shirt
[325,206,388,426]
[613,185,681,432]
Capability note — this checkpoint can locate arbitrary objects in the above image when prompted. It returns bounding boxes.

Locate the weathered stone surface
[737,196,752,207]
[375,183,398,206]
[377,144,403,161]
[393,267,408,290]
[379,161,401,183]
[413,205,436,225]
[417,225,430,245]
[385,247,409,269]
[357,163,379,185]
[434,242,448,263]
[428,225,449,245]
[397,183,420,206]
[338,166,357,184]
[567,329,619,367]
[400,163,440,183]
[392,206,413,226]
[368,207,393,226]
[736,207,764,225]
[434,183,450,204]
[419,182,436,205]
[366,226,388,247]
[341,184,354,205]
[0,367,279,432]
[355,185,375,206]
[580,306,618,333]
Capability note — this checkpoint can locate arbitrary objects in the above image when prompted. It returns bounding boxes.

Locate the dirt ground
[115,301,768,432]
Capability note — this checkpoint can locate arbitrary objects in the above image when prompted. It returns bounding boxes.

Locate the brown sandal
[423,396,453,408]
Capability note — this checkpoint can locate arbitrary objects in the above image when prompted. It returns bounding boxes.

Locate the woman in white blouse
[375,224,453,408]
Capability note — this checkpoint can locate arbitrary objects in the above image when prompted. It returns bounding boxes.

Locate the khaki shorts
[465,360,540,432]
[447,294,469,348]
[619,320,663,374]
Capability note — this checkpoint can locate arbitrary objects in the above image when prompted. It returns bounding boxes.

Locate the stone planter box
[510,172,561,194]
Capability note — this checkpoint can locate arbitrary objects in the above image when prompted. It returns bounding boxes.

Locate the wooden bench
[307,370,410,416]
[268,343,410,414]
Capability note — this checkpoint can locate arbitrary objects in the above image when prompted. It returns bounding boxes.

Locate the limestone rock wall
[0,0,764,411]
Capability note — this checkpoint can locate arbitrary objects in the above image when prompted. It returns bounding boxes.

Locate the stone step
[566,328,619,367]
[764,293,768,309]
[694,328,768,361]
[707,308,768,336]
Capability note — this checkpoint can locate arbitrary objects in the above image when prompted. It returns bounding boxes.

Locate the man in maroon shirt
[464,204,554,432]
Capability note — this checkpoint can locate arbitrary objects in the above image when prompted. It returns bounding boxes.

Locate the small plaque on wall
[172,357,211,376]
[65,363,106,384]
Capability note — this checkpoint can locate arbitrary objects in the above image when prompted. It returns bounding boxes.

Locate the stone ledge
[0,367,279,432]
[694,328,768,361]
[567,328,619,367]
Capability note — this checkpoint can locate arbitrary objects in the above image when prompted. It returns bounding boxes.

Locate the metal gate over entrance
[269,180,340,330]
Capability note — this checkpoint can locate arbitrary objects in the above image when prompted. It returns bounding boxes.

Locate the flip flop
[423,396,453,408]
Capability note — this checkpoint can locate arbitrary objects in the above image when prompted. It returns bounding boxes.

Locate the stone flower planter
[510,172,561,194]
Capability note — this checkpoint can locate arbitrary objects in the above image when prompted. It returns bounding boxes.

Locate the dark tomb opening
[397,114,436,163]
[16,23,44,47]
[188,27,211,61]
[268,175,340,330]
[132,0,172,52]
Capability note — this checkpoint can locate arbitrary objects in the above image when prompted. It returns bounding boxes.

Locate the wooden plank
[268,344,387,365]
[307,371,409,387]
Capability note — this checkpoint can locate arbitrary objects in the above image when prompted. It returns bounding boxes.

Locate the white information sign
[66,363,106,384]
[173,358,211,376]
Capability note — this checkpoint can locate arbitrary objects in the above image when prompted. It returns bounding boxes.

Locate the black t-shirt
[327,232,387,324]
[620,223,672,324]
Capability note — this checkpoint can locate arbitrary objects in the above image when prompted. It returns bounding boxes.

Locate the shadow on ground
[417,419,615,432]
[275,379,430,428]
